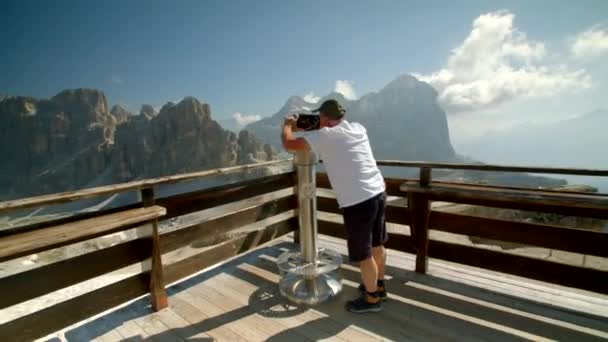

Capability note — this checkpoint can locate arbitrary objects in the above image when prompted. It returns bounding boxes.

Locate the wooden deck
[42,235,608,342]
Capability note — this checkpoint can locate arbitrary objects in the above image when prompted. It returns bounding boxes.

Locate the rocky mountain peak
[110,105,131,124]
[0,96,39,117]
[50,88,110,127]
[139,104,157,119]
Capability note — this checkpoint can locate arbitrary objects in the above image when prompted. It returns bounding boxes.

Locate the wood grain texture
[0,239,149,310]
[377,160,608,176]
[410,193,431,273]
[427,240,608,294]
[160,196,295,254]
[0,205,166,262]
[401,182,608,219]
[157,172,295,219]
[163,216,297,285]
[430,211,608,257]
[0,273,149,342]
[0,159,292,214]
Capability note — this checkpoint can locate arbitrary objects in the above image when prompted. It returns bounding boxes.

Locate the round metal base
[278,273,342,305]
[277,248,342,305]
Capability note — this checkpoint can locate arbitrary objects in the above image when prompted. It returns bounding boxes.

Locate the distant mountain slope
[246,75,456,162]
[457,109,608,169]
[0,90,274,200]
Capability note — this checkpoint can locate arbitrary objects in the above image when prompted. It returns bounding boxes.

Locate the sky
[1,0,608,136]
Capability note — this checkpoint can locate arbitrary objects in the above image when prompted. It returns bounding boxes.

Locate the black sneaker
[358,283,388,300]
[345,292,383,313]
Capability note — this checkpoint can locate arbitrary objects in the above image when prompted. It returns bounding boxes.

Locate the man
[282,99,387,313]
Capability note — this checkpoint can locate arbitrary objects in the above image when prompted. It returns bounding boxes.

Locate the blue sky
[1,0,607,125]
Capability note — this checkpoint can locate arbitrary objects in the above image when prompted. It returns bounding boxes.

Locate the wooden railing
[0,159,607,340]
[0,159,297,341]
[317,162,608,296]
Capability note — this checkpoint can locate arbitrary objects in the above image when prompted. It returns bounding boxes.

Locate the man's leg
[372,245,386,281]
[360,256,378,292]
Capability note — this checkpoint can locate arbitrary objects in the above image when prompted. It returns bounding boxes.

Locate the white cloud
[303,92,320,103]
[232,112,261,126]
[334,80,357,100]
[110,75,124,85]
[571,26,608,60]
[416,10,590,113]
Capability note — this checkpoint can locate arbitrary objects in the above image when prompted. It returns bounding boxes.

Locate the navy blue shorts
[342,192,388,262]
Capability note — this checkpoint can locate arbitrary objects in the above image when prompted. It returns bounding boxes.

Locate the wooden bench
[401,181,608,219]
[399,181,608,294]
[0,205,169,310]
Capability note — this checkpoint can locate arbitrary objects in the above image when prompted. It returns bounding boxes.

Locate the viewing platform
[0,159,607,341]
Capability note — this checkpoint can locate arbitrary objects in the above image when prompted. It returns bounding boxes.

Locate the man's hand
[283,114,298,129]
[281,113,309,151]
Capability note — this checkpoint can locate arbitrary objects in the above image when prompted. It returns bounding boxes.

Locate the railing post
[410,167,432,273]
[140,187,168,311]
[410,193,430,273]
[420,167,431,187]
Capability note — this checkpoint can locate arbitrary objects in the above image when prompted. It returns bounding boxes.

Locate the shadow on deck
[52,238,608,342]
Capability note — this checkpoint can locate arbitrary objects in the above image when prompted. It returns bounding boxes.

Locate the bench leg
[149,220,168,310]
[138,221,168,311]
[409,193,430,274]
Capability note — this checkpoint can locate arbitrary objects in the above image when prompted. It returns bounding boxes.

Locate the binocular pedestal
[277,151,342,305]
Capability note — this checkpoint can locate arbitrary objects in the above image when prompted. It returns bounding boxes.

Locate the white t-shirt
[303,120,385,208]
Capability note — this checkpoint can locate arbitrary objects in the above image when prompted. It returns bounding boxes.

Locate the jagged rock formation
[0,89,117,197]
[139,104,157,120]
[247,75,456,161]
[110,105,131,124]
[112,97,275,182]
[0,90,274,199]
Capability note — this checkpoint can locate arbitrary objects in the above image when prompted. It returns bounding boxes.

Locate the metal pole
[294,150,318,266]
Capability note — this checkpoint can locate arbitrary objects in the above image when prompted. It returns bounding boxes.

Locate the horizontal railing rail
[376,160,608,177]
[0,161,298,341]
[0,159,292,214]
[1,159,607,340]
[316,166,608,295]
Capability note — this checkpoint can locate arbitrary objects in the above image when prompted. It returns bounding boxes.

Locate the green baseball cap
[312,99,345,119]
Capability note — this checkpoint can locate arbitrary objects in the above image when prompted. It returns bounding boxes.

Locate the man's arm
[281,116,310,152]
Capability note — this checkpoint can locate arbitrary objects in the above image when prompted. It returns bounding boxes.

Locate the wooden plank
[401,182,608,219]
[0,159,292,214]
[316,196,410,226]
[206,273,313,341]
[316,172,405,197]
[427,240,608,294]
[0,203,142,238]
[157,172,295,219]
[377,160,608,177]
[0,273,149,342]
[160,196,295,254]
[139,187,168,312]
[151,306,214,341]
[0,239,149,310]
[114,319,151,340]
[1,173,293,238]
[163,217,297,285]
[170,294,248,341]
[228,264,380,342]
[187,283,272,341]
[430,211,608,257]
[317,219,415,254]
[0,206,166,262]
[150,221,168,311]
[410,193,431,273]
